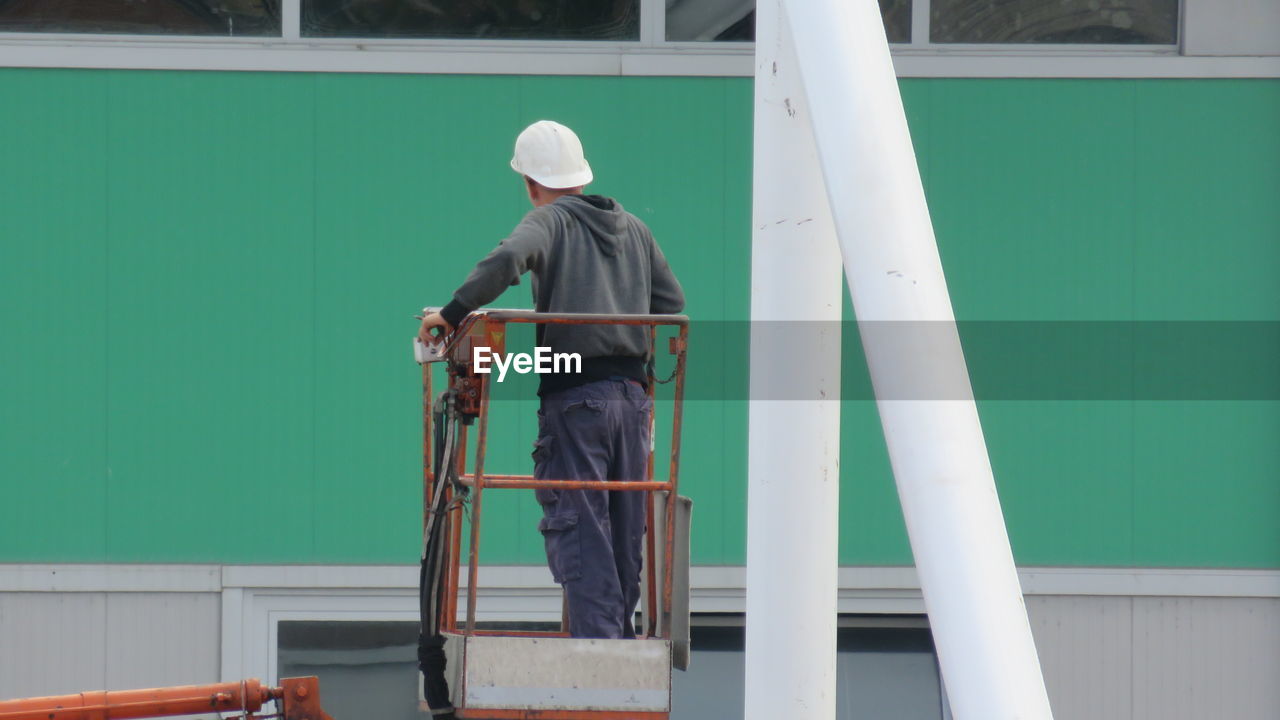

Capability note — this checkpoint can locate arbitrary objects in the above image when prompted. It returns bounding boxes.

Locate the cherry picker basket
[415,310,691,720]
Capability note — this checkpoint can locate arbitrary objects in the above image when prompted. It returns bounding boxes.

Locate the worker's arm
[436,210,555,330]
[649,236,685,314]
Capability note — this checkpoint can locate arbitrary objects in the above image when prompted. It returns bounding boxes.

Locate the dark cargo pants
[532,378,652,639]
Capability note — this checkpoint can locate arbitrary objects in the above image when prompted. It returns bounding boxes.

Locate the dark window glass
[0,0,280,36]
[930,0,1178,44]
[835,626,946,719]
[277,619,562,720]
[301,0,639,40]
[672,619,945,719]
[666,0,912,43]
[881,0,913,43]
[278,621,421,720]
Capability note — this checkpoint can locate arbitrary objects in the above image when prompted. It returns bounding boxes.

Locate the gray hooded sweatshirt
[440,194,685,394]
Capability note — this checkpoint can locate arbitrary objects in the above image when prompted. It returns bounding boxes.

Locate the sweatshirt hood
[556,194,626,256]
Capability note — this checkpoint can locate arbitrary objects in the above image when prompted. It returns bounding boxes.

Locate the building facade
[1,1,1278,718]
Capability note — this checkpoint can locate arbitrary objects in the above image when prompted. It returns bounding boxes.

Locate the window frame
[917,0,1182,48]
[0,0,1184,49]
[260,610,956,719]
[2,0,1277,77]
[220,564,934,685]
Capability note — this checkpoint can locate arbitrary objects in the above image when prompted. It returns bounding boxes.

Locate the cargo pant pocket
[538,511,582,584]
[564,396,606,416]
[531,434,558,505]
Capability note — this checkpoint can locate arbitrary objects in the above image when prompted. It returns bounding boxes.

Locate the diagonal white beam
[780,0,1056,717]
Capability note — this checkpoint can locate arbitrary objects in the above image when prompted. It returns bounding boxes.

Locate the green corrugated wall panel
[0,70,1275,568]
[983,402,1138,565]
[916,79,1143,566]
[103,72,317,560]
[1128,80,1280,566]
[310,73,531,563]
[927,79,1138,321]
[1133,402,1280,565]
[0,70,109,561]
[1133,81,1280,321]
[713,77,754,566]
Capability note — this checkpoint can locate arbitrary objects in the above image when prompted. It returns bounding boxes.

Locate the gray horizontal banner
[456,321,1280,401]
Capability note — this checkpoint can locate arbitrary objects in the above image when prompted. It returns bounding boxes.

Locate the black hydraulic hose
[423,395,451,636]
[419,392,456,718]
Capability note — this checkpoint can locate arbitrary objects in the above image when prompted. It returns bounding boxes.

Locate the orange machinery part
[0,677,334,720]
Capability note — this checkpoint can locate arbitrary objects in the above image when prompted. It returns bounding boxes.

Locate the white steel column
[782,1,1055,718]
[744,1,844,719]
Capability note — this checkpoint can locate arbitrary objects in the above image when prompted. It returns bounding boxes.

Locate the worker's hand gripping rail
[413,306,450,364]
[414,337,446,364]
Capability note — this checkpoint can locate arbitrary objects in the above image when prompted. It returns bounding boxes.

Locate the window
[665,0,913,43]
[664,0,1177,45]
[278,620,421,720]
[0,0,1179,45]
[0,0,281,36]
[930,0,1179,44]
[673,617,949,720]
[300,0,639,40]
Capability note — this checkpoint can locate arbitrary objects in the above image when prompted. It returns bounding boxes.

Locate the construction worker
[418,120,685,638]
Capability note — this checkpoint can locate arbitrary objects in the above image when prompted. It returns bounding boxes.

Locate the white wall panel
[104,593,220,690]
[1026,595,1280,720]
[1026,595,1133,720]
[0,592,107,698]
[0,593,219,701]
[1132,597,1280,720]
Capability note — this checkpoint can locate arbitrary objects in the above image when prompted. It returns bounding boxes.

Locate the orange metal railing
[422,310,688,639]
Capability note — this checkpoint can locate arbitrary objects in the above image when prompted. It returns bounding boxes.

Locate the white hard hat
[510,120,594,189]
